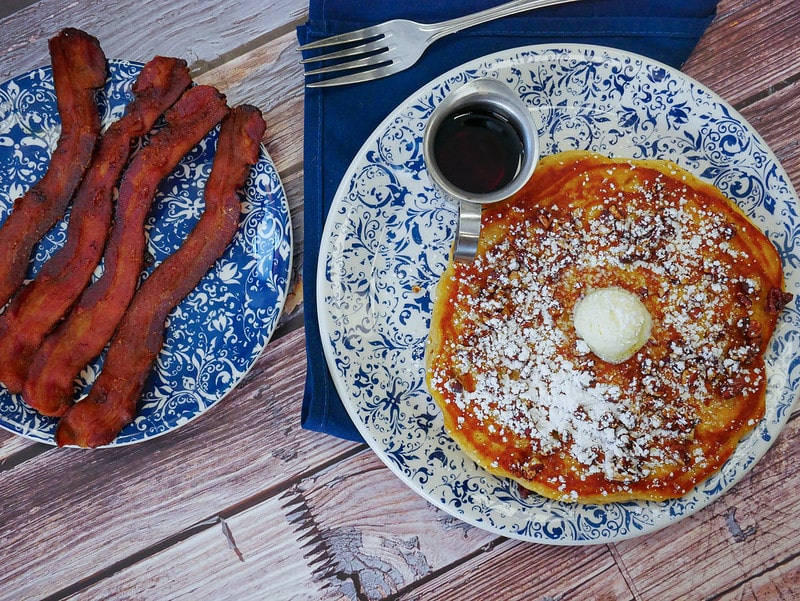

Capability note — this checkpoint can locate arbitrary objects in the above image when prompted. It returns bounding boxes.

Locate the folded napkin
[298,0,719,442]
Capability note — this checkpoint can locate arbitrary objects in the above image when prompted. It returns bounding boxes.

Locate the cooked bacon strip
[13,57,192,415]
[0,28,106,308]
[55,105,265,448]
[0,85,228,394]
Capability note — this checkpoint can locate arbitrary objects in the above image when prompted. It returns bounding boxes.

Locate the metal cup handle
[454,200,483,262]
[422,77,539,263]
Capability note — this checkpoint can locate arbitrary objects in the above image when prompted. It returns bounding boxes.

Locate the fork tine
[298,23,385,51]
[300,37,389,66]
[305,62,401,89]
[303,52,391,77]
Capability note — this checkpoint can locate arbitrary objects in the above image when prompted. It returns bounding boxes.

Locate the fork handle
[425,0,583,42]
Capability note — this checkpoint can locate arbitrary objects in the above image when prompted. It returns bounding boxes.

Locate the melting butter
[573,287,652,364]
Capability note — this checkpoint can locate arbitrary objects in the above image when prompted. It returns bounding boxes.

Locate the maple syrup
[432,107,524,195]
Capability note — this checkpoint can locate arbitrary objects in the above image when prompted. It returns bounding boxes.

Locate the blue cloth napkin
[298,0,719,442]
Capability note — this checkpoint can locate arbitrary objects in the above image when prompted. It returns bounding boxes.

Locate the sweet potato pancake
[425,150,791,503]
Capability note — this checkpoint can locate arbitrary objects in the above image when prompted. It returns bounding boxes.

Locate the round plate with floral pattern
[0,60,292,446]
[318,45,800,543]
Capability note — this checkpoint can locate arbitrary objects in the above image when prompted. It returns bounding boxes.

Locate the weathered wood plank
[683,0,800,107]
[714,554,800,601]
[64,497,337,601]
[0,0,306,80]
[0,430,41,465]
[287,449,500,600]
[397,540,634,601]
[195,31,306,173]
[613,414,800,600]
[0,0,37,21]
[737,79,800,185]
[0,328,358,601]
[33,390,800,600]
[71,446,632,601]
[66,449,495,601]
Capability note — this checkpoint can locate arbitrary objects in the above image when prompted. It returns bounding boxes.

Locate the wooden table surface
[1,1,799,599]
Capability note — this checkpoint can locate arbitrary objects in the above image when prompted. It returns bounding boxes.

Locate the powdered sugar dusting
[429,159,770,494]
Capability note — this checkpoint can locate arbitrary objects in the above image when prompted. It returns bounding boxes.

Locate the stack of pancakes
[425,150,789,503]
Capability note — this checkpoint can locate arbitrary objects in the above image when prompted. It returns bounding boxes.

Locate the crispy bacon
[0,28,106,308]
[0,85,228,394]
[55,105,265,448]
[14,57,192,415]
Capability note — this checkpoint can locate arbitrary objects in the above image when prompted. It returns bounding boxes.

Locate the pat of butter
[573,287,652,364]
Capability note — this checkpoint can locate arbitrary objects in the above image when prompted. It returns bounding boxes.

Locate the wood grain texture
[737,79,800,182]
[64,499,335,601]
[0,431,25,457]
[683,0,800,106]
[62,413,800,600]
[61,450,496,601]
[397,541,635,601]
[194,31,306,172]
[287,450,501,595]
[0,431,42,465]
[1,0,799,599]
[0,0,306,80]
[713,556,800,601]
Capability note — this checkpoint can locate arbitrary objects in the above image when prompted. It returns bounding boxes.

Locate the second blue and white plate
[318,44,800,543]
[0,60,293,446]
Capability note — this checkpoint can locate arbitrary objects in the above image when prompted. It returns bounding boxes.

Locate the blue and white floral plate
[0,60,292,446]
[318,45,800,543]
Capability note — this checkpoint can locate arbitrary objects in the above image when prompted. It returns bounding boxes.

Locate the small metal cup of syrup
[423,78,539,262]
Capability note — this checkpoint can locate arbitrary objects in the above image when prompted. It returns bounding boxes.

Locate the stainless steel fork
[299,0,583,88]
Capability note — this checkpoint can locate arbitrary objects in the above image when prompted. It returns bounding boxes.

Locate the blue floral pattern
[318,45,800,543]
[0,60,292,446]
